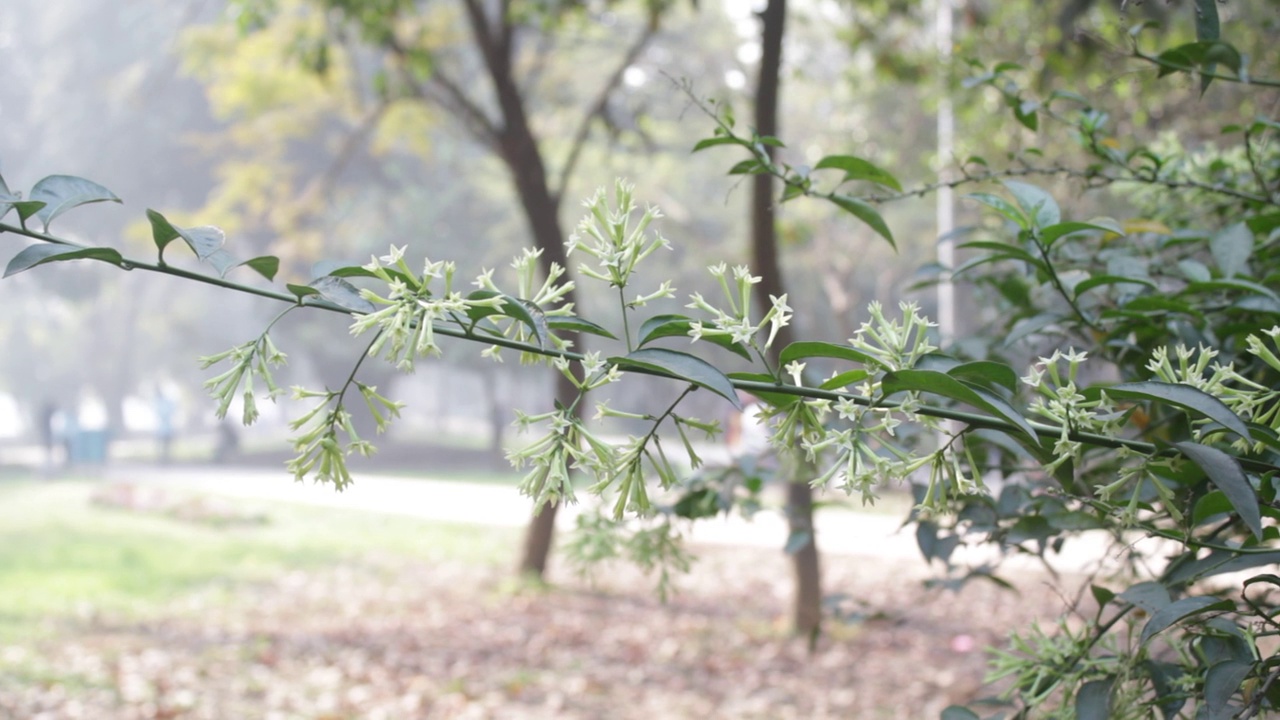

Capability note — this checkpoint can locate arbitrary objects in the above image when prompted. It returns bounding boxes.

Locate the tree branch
[553,16,659,201]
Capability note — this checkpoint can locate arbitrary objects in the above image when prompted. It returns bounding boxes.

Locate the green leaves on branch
[29,175,121,230]
[147,209,279,281]
[610,348,742,410]
[4,244,125,278]
[691,126,898,249]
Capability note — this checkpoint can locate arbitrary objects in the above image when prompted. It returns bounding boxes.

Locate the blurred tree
[188,0,668,577]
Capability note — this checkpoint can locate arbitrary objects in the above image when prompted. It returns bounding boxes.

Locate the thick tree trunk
[752,0,823,640]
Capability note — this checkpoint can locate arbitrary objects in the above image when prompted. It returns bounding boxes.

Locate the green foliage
[4,7,1280,718]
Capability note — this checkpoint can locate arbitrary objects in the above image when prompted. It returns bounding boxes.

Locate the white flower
[380,244,407,265]
[785,360,806,386]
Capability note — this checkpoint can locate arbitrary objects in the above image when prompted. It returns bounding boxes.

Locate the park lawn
[0,479,516,643]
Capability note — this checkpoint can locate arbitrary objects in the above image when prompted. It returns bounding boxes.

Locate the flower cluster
[686,263,791,349]
[284,383,403,490]
[566,180,673,308]
[506,408,617,510]
[199,332,287,425]
[473,247,577,363]
[350,246,505,370]
[1021,348,1124,475]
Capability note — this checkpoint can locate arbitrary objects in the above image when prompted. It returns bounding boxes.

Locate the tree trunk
[752,0,823,640]
[472,14,580,579]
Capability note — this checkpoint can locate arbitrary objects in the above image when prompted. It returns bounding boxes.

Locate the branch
[384,34,502,150]
[1131,47,1280,90]
[553,16,659,201]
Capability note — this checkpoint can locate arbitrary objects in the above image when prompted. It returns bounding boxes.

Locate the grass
[0,479,517,642]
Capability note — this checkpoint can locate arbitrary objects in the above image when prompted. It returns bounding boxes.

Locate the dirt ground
[0,542,1072,720]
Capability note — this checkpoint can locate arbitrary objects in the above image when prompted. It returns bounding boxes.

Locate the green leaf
[965,192,1027,229]
[309,275,374,313]
[205,249,237,277]
[1184,279,1278,302]
[881,369,1037,440]
[287,283,321,301]
[727,159,766,175]
[1073,274,1158,299]
[637,314,751,360]
[1210,222,1253,279]
[1194,0,1220,41]
[545,316,618,340]
[784,530,812,555]
[1139,595,1234,644]
[238,255,280,282]
[1108,382,1250,439]
[829,195,895,249]
[1204,660,1251,719]
[692,136,744,152]
[1175,441,1263,540]
[779,340,880,370]
[728,371,798,409]
[1075,677,1115,720]
[4,244,125,278]
[813,155,902,191]
[939,706,980,720]
[29,175,121,230]
[1040,218,1125,246]
[1090,584,1115,607]
[946,361,1019,393]
[465,291,549,349]
[610,348,742,410]
[1002,180,1060,228]
[146,209,182,259]
[1120,581,1171,613]
[820,369,869,390]
[1193,490,1235,526]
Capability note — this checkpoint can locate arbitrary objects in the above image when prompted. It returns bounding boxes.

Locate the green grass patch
[0,480,516,642]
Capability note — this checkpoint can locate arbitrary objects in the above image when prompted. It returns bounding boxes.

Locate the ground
[0,450,1078,719]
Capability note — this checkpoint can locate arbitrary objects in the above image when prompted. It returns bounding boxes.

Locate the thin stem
[1031,231,1102,334]
[618,284,634,353]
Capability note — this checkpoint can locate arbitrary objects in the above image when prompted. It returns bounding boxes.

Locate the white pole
[935,0,956,345]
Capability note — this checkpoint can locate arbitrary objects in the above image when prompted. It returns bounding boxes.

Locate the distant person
[726,392,771,463]
[154,390,176,464]
[38,400,57,472]
[213,420,240,464]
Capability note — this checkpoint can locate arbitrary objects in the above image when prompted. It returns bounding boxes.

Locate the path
[106,463,1124,573]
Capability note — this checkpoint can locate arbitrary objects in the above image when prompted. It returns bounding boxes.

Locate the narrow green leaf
[1184,279,1278,302]
[545,316,617,340]
[946,361,1019,393]
[610,348,742,410]
[830,195,896,249]
[881,369,1037,439]
[965,192,1027,228]
[1073,274,1158,299]
[1041,218,1125,246]
[638,314,751,360]
[692,136,744,152]
[4,244,125,278]
[29,175,121,230]
[727,159,766,175]
[238,255,280,282]
[309,276,374,313]
[1076,677,1115,720]
[1109,382,1250,439]
[820,369,869,390]
[779,340,880,369]
[1204,660,1251,718]
[1175,441,1263,540]
[1002,180,1060,228]
[1194,0,1220,41]
[939,706,981,720]
[956,240,1049,269]
[1139,595,1234,644]
[813,155,903,191]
